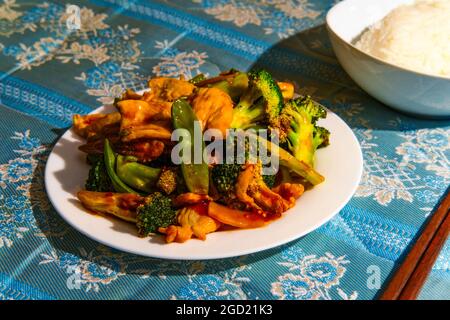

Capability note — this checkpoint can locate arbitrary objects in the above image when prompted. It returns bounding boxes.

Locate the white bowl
[326,0,450,118]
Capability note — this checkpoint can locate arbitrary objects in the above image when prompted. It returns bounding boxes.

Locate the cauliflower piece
[159,205,221,243]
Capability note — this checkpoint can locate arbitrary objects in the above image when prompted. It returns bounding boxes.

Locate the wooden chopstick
[398,208,450,300]
[379,192,450,300]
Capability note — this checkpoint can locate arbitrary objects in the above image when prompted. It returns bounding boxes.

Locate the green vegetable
[104,139,140,194]
[210,72,249,101]
[262,173,276,188]
[230,69,283,129]
[314,126,330,150]
[274,96,330,167]
[85,155,113,192]
[189,74,206,84]
[136,192,177,236]
[211,163,243,195]
[212,164,277,194]
[116,155,161,193]
[211,137,276,195]
[171,99,209,194]
[248,132,325,186]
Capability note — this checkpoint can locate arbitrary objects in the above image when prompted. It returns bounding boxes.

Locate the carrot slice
[208,202,268,229]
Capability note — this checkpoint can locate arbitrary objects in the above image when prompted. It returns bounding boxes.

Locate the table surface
[0,0,449,300]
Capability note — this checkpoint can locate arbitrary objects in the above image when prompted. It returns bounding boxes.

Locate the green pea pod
[103,139,140,194]
[211,72,249,101]
[116,155,161,193]
[189,74,206,85]
[171,99,209,194]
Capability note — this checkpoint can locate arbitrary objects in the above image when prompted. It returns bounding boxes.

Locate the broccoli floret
[212,163,276,193]
[211,163,243,194]
[275,96,328,167]
[136,192,177,236]
[211,136,276,198]
[86,153,103,165]
[85,155,113,192]
[262,173,276,188]
[314,126,330,149]
[301,96,327,124]
[230,69,283,129]
[156,167,178,195]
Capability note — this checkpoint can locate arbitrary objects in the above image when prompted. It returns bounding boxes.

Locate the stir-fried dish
[74,69,331,243]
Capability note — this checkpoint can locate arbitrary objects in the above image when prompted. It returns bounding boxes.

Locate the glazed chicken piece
[146,77,195,102]
[159,205,221,243]
[114,139,166,163]
[73,112,121,139]
[235,163,287,215]
[173,193,212,207]
[190,87,234,136]
[119,88,143,100]
[126,99,173,121]
[116,99,173,141]
[77,191,145,222]
[79,138,166,162]
[272,183,305,210]
[79,137,115,155]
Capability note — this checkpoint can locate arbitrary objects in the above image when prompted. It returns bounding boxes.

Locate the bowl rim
[325,0,450,81]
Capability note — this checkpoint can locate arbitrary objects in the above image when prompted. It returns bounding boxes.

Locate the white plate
[45,102,363,260]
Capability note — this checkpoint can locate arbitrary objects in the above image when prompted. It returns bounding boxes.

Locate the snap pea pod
[171,99,209,194]
[189,74,206,84]
[210,72,248,101]
[103,139,140,194]
[116,155,161,193]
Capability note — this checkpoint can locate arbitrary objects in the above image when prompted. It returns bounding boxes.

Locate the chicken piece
[120,88,143,100]
[147,77,195,102]
[173,193,212,207]
[78,121,121,154]
[115,139,166,162]
[272,183,304,210]
[235,163,287,215]
[208,202,268,229]
[190,87,234,136]
[87,122,121,141]
[117,99,172,141]
[79,138,166,162]
[73,114,104,138]
[159,205,221,243]
[77,191,145,222]
[235,162,258,209]
[73,112,121,139]
[79,138,109,155]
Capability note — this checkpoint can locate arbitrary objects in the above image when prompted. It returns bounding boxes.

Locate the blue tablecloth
[0,0,449,300]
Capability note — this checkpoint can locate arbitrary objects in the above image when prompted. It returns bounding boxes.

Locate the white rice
[355,0,450,77]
